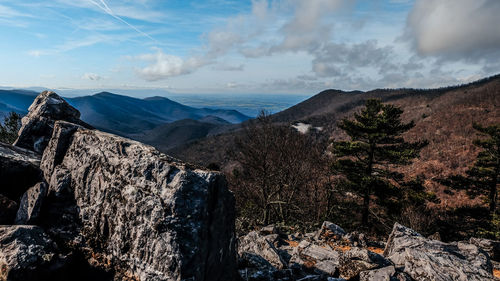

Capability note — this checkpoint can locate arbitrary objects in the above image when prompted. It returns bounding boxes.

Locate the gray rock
[15,182,48,224]
[314,260,339,276]
[384,223,494,281]
[0,142,42,200]
[0,194,18,224]
[39,121,236,281]
[289,240,341,272]
[0,225,69,281]
[359,266,395,281]
[339,247,391,279]
[470,237,500,261]
[260,225,280,235]
[13,91,90,154]
[239,231,288,270]
[392,271,413,281]
[344,231,368,247]
[316,221,346,241]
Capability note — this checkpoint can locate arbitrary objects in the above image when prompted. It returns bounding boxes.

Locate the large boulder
[384,223,494,281]
[38,120,237,281]
[13,91,90,154]
[0,142,42,200]
[0,225,69,281]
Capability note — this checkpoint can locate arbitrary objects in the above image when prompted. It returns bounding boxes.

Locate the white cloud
[82,73,102,80]
[406,0,500,60]
[275,0,345,52]
[213,64,245,71]
[28,50,42,57]
[134,48,208,81]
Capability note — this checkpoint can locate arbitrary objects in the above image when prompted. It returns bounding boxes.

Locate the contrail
[88,0,158,44]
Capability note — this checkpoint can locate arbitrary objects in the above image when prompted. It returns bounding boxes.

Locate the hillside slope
[172,75,500,208]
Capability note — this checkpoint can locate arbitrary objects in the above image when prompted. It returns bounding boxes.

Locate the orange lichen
[367,247,384,254]
[285,240,299,247]
[493,269,500,279]
[333,245,352,252]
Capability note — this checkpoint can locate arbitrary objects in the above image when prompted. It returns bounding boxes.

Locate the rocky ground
[237,221,500,281]
[1,91,499,281]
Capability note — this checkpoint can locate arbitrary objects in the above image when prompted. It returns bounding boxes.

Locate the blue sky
[0,0,499,95]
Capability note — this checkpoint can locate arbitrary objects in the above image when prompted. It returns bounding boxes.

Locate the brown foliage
[228,112,332,230]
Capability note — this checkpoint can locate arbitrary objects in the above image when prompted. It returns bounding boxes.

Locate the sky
[0,0,499,95]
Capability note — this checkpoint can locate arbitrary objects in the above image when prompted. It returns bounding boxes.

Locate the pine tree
[332,99,427,225]
[464,124,500,216]
[0,112,21,144]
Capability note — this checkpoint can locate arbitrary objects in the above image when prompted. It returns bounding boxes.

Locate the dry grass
[332,245,352,252]
[285,240,299,247]
[367,247,384,254]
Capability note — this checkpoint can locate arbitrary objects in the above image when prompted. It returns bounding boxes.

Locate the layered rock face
[0,91,237,281]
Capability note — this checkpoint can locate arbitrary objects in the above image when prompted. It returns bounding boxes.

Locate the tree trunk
[489,182,497,217]
[362,190,370,225]
[363,143,375,225]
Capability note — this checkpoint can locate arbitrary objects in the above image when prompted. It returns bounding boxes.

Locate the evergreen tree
[469,124,500,216]
[0,112,21,144]
[332,99,427,225]
[444,124,500,216]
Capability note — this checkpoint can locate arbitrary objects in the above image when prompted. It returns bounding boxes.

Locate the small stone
[316,221,346,241]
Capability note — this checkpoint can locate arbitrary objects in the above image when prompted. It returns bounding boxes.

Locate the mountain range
[0,91,250,139]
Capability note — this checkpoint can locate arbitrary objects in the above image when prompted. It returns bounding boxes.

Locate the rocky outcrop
[13,91,91,154]
[39,119,237,280]
[0,142,42,200]
[0,226,70,281]
[384,223,494,281]
[0,92,237,281]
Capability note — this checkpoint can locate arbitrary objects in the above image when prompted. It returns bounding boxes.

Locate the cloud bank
[406,0,500,62]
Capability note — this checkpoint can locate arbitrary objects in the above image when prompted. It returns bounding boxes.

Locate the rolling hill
[0,91,250,137]
[170,74,500,209]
